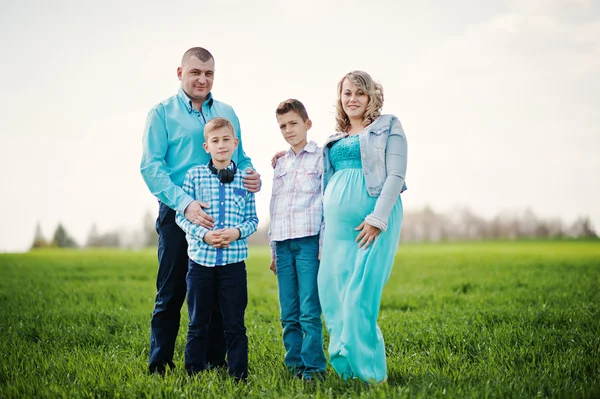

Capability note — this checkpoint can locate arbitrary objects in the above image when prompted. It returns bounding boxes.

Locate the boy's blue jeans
[185,260,248,379]
[275,234,326,377]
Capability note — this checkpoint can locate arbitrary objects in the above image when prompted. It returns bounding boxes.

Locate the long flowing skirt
[318,168,403,382]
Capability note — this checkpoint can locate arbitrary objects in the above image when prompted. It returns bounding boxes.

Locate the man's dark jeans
[185,260,248,379]
[149,201,226,374]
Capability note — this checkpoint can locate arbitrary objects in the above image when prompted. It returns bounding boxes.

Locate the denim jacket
[323,114,407,231]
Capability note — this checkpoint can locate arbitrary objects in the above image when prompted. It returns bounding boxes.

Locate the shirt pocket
[273,169,288,195]
[232,187,247,212]
[372,128,388,150]
[367,130,388,185]
[296,168,320,193]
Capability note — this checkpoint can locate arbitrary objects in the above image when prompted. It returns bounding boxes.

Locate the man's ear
[234,137,239,148]
[203,142,209,153]
[177,67,183,81]
[306,119,313,130]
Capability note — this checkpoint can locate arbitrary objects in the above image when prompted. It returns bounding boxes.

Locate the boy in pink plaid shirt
[268,99,326,381]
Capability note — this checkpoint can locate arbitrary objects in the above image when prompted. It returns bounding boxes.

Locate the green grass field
[1,241,599,398]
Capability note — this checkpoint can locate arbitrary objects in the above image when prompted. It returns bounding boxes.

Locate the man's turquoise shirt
[141,88,253,213]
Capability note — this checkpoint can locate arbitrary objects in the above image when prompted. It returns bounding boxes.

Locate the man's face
[276,111,311,149]
[203,127,238,163]
[177,56,215,102]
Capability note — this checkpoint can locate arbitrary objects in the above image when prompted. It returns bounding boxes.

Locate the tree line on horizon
[30,206,598,250]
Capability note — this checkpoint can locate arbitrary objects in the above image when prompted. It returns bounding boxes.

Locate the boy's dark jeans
[185,260,248,379]
[149,202,226,374]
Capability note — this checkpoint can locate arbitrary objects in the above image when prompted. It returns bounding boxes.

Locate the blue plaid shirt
[175,163,258,267]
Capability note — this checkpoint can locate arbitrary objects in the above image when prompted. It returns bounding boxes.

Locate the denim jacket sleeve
[365,117,407,231]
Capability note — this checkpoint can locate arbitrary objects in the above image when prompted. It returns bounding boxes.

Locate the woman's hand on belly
[355,221,381,249]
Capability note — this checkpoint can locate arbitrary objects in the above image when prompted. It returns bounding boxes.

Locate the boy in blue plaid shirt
[176,117,258,381]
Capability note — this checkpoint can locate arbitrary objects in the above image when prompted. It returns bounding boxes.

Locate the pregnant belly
[323,169,374,226]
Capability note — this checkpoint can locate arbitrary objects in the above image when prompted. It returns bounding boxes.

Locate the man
[140,47,261,375]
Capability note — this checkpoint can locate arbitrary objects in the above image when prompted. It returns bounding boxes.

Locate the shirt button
[221,202,224,205]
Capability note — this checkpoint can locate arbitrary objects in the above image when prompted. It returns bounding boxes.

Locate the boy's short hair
[204,117,235,139]
[275,99,309,122]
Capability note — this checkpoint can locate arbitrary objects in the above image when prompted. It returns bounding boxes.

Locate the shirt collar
[178,88,214,113]
[287,140,318,155]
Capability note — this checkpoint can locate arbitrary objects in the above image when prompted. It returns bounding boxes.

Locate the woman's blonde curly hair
[335,70,384,133]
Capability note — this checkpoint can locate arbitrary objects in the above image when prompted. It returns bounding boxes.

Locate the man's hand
[184,201,215,229]
[270,259,277,275]
[243,169,261,193]
[271,150,286,168]
[355,221,381,249]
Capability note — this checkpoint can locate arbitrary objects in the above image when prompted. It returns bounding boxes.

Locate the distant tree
[51,223,78,248]
[397,205,593,242]
[31,221,48,249]
[85,224,101,247]
[519,208,538,238]
[568,217,598,239]
[100,232,121,247]
[85,224,122,248]
[142,210,158,247]
[546,218,565,238]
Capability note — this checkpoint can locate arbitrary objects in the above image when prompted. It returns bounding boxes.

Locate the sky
[1,0,599,252]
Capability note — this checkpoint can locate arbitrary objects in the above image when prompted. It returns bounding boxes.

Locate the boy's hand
[271,150,286,168]
[203,231,216,246]
[243,169,261,193]
[269,259,277,275]
[219,228,241,246]
[204,230,230,249]
[185,201,215,229]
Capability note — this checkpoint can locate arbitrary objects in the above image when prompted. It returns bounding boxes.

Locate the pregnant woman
[318,70,408,383]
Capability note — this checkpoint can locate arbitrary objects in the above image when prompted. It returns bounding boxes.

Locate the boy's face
[203,127,238,163]
[276,111,311,148]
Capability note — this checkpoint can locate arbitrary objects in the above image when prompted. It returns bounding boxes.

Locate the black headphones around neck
[208,160,237,184]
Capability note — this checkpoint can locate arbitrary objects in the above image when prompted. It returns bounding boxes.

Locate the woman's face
[341,78,369,121]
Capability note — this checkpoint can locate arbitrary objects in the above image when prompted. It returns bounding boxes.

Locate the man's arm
[230,110,262,193]
[230,111,253,171]
[140,107,194,213]
[175,170,210,241]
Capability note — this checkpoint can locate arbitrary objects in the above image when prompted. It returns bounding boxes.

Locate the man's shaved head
[181,47,214,66]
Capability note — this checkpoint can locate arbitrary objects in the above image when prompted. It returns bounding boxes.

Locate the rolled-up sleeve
[140,106,194,212]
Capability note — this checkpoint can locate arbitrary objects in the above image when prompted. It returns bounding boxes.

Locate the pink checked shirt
[268,140,324,258]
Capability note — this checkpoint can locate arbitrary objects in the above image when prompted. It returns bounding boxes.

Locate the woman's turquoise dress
[318,134,403,383]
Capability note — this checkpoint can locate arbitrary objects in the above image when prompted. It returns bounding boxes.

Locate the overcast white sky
[1,0,598,252]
